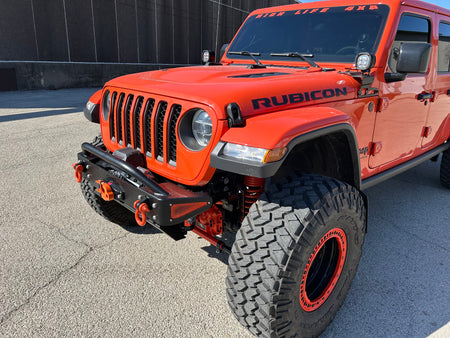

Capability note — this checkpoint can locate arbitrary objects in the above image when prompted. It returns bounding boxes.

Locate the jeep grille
[108,91,181,166]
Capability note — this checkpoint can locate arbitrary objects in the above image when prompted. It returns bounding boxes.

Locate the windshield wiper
[228,51,266,68]
[270,52,320,68]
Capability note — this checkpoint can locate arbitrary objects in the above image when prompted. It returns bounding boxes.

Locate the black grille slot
[116,93,125,145]
[143,98,155,156]
[124,94,134,147]
[168,104,182,165]
[109,92,117,140]
[155,101,168,162]
[134,96,144,150]
[106,90,189,168]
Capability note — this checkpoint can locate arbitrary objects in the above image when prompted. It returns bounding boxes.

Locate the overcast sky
[297,0,449,9]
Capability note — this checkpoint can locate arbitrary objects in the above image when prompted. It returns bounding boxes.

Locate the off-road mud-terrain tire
[80,178,138,227]
[226,174,366,337]
[80,135,138,227]
[440,148,450,188]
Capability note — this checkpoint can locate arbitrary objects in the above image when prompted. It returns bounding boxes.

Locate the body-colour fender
[211,107,361,187]
[88,90,103,105]
[220,106,352,149]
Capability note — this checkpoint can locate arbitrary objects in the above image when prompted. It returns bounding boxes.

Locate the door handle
[417,92,433,100]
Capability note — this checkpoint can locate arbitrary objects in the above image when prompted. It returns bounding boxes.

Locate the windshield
[227,5,390,63]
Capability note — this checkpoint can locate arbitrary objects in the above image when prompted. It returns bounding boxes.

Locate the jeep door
[422,17,450,148]
[370,9,433,168]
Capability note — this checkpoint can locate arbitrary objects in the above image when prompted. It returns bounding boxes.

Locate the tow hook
[134,199,151,226]
[96,180,115,201]
[72,162,85,183]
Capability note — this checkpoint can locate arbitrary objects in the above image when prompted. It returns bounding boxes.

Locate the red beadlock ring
[299,228,347,312]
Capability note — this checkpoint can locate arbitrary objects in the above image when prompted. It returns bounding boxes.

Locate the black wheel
[79,135,138,227]
[226,174,366,337]
[440,148,450,188]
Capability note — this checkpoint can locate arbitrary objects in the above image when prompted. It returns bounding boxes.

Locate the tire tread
[79,135,138,227]
[440,148,450,188]
[226,174,366,337]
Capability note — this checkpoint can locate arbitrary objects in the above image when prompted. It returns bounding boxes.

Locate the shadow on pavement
[118,224,162,235]
[199,230,236,264]
[0,108,80,122]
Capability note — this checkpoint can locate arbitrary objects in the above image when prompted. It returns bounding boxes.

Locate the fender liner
[211,123,361,189]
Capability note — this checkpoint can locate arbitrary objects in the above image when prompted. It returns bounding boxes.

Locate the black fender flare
[84,89,102,123]
[211,123,361,189]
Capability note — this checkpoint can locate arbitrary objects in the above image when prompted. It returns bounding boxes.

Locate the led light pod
[355,52,375,72]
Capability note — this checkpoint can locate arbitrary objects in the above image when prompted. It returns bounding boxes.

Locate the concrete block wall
[0,0,296,90]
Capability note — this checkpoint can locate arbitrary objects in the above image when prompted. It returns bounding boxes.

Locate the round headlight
[102,90,110,121]
[192,109,212,147]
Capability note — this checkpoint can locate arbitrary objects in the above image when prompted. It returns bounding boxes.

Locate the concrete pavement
[0,88,449,337]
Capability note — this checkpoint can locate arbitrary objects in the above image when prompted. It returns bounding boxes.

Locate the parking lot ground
[0,88,449,337]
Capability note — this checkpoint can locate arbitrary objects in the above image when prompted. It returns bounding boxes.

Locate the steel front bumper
[75,143,212,231]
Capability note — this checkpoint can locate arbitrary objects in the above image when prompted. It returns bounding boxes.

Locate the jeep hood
[106,65,361,119]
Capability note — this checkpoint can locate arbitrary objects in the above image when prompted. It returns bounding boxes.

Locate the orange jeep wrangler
[74,0,450,336]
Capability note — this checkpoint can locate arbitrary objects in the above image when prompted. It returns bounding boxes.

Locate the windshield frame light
[202,50,215,64]
[355,52,375,72]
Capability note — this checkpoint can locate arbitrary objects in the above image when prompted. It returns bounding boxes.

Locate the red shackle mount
[134,200,151,226]
[72,162,85,183]
[95,180,115,201]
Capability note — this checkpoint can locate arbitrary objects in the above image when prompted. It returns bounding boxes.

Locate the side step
[361,142,449,190]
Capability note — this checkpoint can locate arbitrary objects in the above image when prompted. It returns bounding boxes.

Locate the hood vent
[228,72,290,78]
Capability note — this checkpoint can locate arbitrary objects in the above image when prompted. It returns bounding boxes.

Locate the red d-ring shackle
[72,163,84,183]
[134,200,150,226]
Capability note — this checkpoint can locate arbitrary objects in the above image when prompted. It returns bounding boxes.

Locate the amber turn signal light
[263,147,287,163]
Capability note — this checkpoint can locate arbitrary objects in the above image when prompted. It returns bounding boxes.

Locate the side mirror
[396,42,431,74]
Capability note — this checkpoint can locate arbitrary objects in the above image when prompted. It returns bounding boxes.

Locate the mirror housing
[384,72,407,83]
[396,42,431,74]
